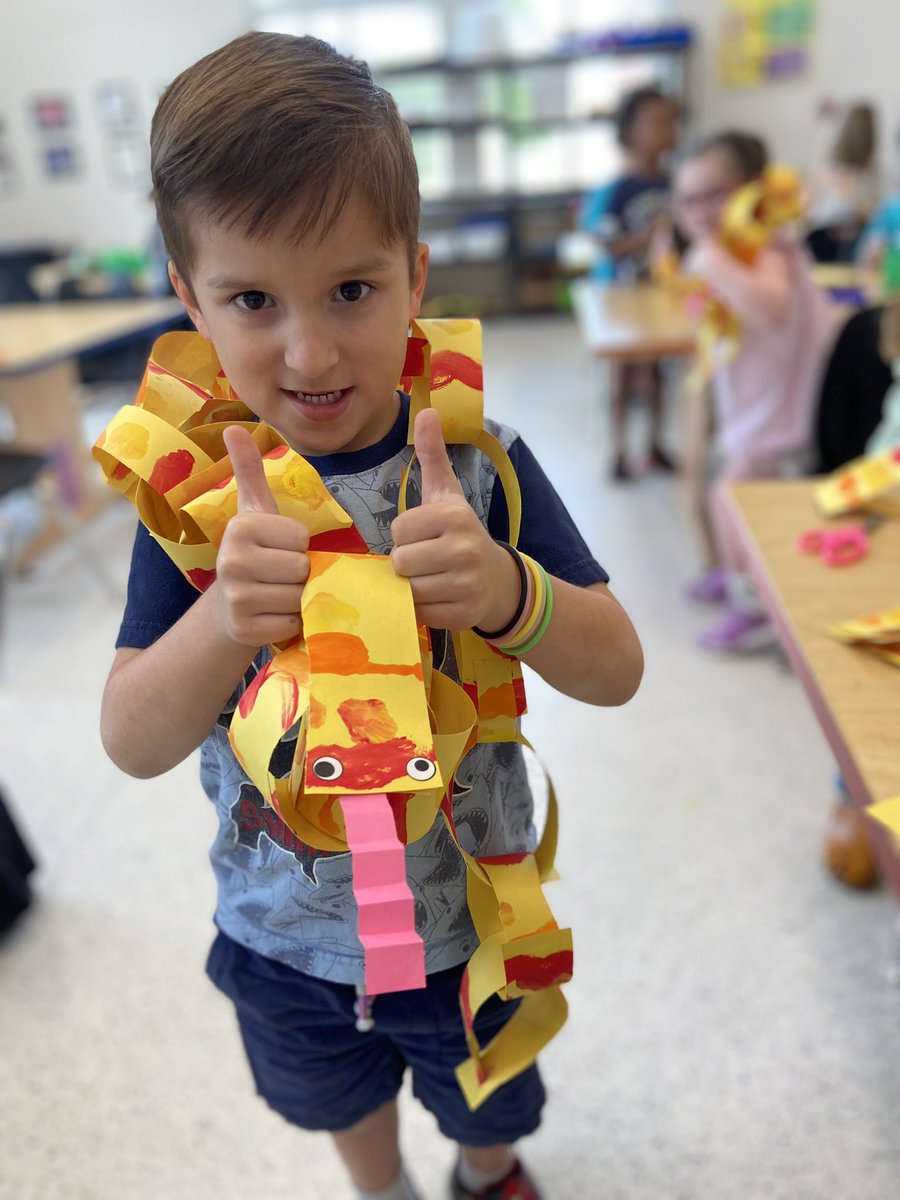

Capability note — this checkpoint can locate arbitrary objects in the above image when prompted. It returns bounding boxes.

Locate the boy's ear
[408,241,430,321]
[168,261,211,340]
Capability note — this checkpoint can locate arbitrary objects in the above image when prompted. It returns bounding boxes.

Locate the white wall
[2,0,899,251]
[678,0,900,180]
[0,0,248,250]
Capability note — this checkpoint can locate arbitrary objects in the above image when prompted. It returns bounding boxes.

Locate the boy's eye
[335,281,371,303]
[234,291,270,311]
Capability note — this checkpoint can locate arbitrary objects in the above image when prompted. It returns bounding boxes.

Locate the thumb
[223,425,279,515]
[414,408,464,505]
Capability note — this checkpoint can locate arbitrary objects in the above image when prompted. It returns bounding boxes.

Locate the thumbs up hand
[391,409,521,632]
[215,425,310,647]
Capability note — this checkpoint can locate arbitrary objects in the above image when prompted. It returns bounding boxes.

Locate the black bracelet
[473,541,528,641]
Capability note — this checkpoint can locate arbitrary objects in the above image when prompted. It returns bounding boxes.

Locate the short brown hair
[831,103,876,170]
[691,131,769,182]
[615,86,672,148]
[151,32,420,285]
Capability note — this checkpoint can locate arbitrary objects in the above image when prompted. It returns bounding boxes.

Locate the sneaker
[684,566,729,605]
[449,1156,542,1200]
[649,443,677,472]
[697,607,776,653]
[611,452,631,482]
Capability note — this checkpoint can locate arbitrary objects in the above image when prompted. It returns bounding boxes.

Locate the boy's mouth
[282,386,353,421]
[291,388,347,406]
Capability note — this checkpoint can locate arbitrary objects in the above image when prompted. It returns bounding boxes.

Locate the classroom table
[0,297,185,560]
[571,278,697,363]
[573,269,879,365]
[725,479,900,896]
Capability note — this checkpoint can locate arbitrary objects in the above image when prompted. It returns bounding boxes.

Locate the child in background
[100,32,644,1200]
[673,132,841,652]
[806,102,879,264]
[580,86,679,480]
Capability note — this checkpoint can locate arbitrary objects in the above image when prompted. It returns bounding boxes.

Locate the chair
[0,445,122,600]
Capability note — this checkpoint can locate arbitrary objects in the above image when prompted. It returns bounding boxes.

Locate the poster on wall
[43,144,81,180]
[96,80,142,136]
[31,94,73,130]
[719,0,815,87]
[29,93,83,181]
[96,80,149,189]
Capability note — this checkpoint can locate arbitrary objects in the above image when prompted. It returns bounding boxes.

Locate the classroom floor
[2,315,899,1200]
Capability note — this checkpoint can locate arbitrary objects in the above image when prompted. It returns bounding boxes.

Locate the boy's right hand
[216,426,310,647]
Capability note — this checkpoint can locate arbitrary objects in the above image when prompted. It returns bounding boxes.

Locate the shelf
[421,190,582,213]
[406,113,616,133]
[377,35,692,77]
[392,24,691,315]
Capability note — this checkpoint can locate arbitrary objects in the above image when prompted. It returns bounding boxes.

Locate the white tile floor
[2,316,900,1200]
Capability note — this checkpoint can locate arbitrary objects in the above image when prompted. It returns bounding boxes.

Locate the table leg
[0,358,114,567]
[678,378,717,566]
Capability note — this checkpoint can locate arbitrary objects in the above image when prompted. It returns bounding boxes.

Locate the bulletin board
[719,0,815,87]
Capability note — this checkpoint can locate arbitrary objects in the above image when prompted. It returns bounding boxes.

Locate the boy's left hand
[391,409,520,632]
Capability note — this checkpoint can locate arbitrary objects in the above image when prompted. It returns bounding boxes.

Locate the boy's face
[627,99,678,164]
[672,151,740,242]
[170,193,428,457]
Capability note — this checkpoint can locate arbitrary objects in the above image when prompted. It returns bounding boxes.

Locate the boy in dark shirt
[581,86,679,479]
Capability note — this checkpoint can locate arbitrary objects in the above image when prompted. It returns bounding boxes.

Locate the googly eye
[406,756,436,781]
[311,756,343,781]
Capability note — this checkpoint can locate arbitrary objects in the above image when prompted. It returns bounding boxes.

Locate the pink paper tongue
[340,792,426,995]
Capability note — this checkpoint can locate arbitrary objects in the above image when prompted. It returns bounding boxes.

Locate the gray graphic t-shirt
[117,394,607,984]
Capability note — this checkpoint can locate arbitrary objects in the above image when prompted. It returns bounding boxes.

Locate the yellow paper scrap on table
[867,795,900,837]
[827,605,900,667]
[815,449,900,516]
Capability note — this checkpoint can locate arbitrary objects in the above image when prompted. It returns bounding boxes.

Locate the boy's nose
[283,323,340,383]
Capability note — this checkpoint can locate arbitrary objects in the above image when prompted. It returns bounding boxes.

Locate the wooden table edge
[723,481,900,897]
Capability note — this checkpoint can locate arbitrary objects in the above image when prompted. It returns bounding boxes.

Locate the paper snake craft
[93,319,572,1111]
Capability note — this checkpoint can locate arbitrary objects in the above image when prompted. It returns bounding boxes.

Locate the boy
[101,32,643,1200]
[580,86,679,480]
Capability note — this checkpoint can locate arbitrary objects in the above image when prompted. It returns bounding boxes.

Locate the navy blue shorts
[206,931,545,1144]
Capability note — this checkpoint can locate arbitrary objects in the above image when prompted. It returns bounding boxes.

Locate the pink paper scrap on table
[339,792,426,995]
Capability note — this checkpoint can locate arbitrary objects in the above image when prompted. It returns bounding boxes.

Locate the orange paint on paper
[149,448,196,493]
[309,694,327,728]
[504,949,573,992]
[237,660,274,719]
[478,851,528,866]
[476,683,518,721]
[430,349,483,393]
[338,698,398,744]
[306,632,423,679]
[315,795,342,838]
[308,527,369,553]
[187,567,216,592]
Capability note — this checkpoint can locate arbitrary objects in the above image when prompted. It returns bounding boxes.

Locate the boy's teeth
[298,389,343,405]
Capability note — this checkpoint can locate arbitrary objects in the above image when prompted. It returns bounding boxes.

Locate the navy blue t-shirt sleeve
[116,520,201,649]
[487,436,608,587]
